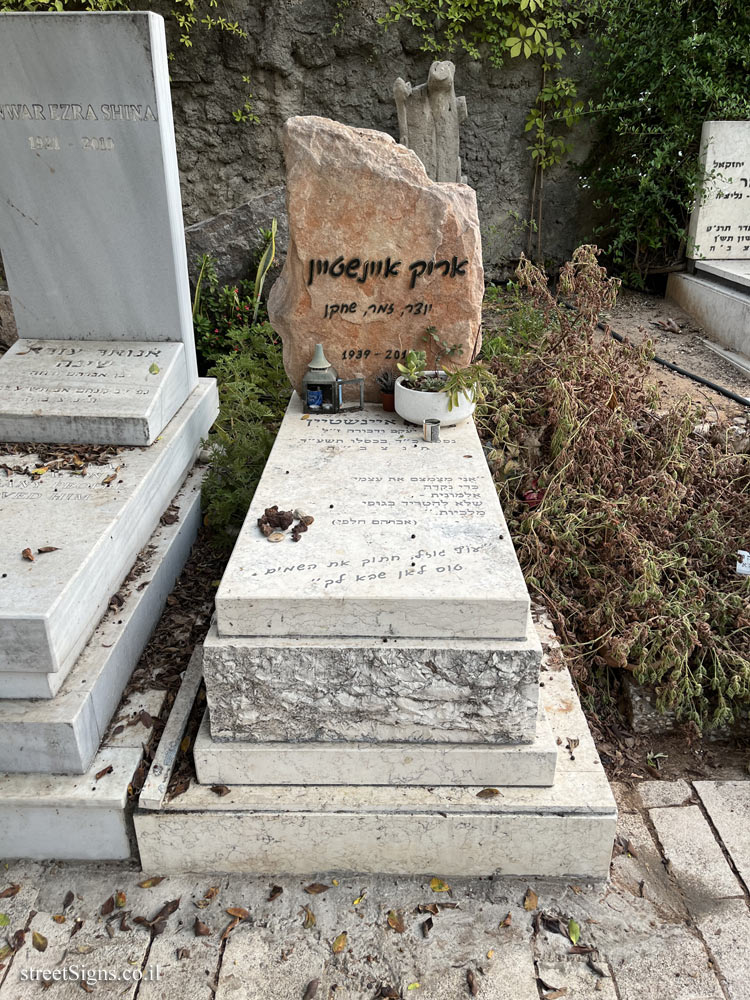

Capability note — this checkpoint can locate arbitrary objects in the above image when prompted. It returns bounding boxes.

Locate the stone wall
[157,0,593,274]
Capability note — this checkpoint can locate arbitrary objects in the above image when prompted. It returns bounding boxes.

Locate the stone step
[202,614,542,745]
[215,394,530,642]
[0,745,140,861]
[0,468,203,774]
[135,666,617,878]
[0,377,217,691]
[193,701,558,786]
[0,339,190,446]
[667,272,750,358]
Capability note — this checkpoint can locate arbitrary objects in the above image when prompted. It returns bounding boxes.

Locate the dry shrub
[480,246,750,732]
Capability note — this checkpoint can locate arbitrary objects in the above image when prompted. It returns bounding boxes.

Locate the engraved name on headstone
[688,120,750,260]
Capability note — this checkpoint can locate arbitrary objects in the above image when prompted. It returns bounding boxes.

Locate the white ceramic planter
[394,372,476,427]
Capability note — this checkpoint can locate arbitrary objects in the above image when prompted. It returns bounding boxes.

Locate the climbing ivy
[0,0,246,54]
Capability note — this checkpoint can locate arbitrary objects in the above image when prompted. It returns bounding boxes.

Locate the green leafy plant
[581,0,750,285]
[396,329,492,409]
[232,75,260,125]
[376,370,397,393]
[198,312,290,542]
[0,0,247,49]
[191,225,277,368]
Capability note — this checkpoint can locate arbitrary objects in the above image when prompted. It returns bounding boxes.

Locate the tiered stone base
[135,663,616,878]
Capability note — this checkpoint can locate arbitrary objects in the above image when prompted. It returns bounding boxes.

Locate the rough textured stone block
[267,115,483,401]
[203,617,542,744]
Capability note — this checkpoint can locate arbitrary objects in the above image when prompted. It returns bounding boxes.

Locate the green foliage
[232,75,260,125]
[582,0,750,285]
[200,322,291,544]
[479,248,750,732]
[0,0,246,56]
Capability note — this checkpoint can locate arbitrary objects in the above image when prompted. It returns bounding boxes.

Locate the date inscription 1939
[307,254,469,291]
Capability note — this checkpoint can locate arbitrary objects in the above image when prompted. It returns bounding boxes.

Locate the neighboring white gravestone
[0,12,197,445]
[688,120,750,260]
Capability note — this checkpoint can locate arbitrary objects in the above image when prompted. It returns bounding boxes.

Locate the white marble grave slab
[695,259,750,288]
[0,339,189,446]
[135,667,617,878]
[0,378,217,687]
[0,11,197,377]
[0,470,203,771]
[0,745,140,860]
[688,121,750,260]
[216,394,530,640]
[193,702,558,786]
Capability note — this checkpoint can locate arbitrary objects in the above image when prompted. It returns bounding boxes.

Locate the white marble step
[193,701,558,786]
[0,378,217,690]
[0,469,203,774]
[215,393,530,642]
[0,745,140,861]
[135,667,617,878]
[0,339,190,446]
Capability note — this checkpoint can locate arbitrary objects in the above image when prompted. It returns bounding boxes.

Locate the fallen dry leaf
[101,896,115,916]
[387,909,405,933]
[304,883,330,895]
[138,877,165,889]
[95,765,113,781]
[332,931,347,954]
[32,931,48,952]
[268,885,283,902]
[52,915,66,924]
[467,969,479,996]
[0,886,20,900]
[301,905,316,929]
[226,906,249,920]
[63,891,74,910]
[500,912,512,928]
[211,785,231,797]
[220,917,240,941]
[303,980,320,1000]
[115,891,126,909]
[21,548,34,562]
[430,877,451,893]
[194,918,211,937]
[37,546,60,554]
[476,787,501,798]
[523,888,539,911]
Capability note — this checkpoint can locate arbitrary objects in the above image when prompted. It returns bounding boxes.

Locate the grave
[135,117,616,878]
[0,12,218,860]
[668,120,750,360]
[0,11,197,445]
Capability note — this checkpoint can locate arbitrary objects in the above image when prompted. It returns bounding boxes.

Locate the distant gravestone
[687,120,750,260]
[268,116,483,401]
[0,12,197,445]
[393,61,467,184]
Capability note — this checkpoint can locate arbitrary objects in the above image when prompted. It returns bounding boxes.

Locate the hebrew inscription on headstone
[687,120,750,260]
[267,116,483,402]
[0,11,197,444]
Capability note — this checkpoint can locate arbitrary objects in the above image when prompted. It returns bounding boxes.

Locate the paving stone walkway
[2,778,750,998]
